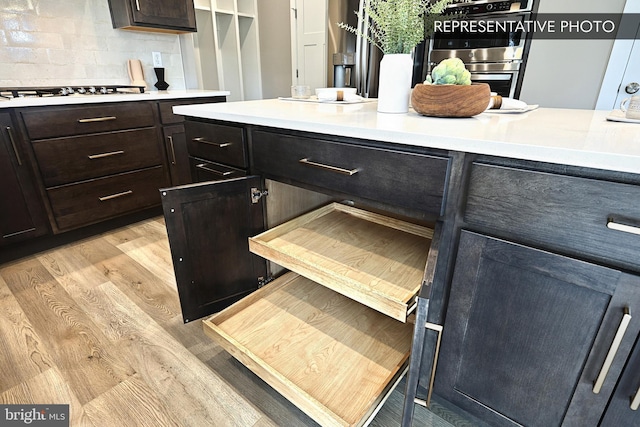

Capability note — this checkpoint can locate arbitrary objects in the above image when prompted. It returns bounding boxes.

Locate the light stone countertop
[173,98,640,175]
[0,90,229,108]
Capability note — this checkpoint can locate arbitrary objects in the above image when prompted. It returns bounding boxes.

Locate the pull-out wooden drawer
[20,102,155,139]
[203,271,413,427]
[33,128,162,187]
[185,121,247,169]
[249,203,433,322]
[47,166,167,230]
[465,163,640,273]
[251,130,449,218]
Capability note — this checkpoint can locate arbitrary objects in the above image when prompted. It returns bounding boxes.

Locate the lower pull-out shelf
[249,202,433,322]
[203,272,413,427]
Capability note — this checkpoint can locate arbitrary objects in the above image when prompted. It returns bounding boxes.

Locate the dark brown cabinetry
[404,160,640,426]
[436,230,640,426]
[108,0,196,33]
[19,102,170,233]
[0,112,49,246]
[157,97,227,186]
[162,121,445,426]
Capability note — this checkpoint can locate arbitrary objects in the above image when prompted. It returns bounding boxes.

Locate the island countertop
[173,99,640,175]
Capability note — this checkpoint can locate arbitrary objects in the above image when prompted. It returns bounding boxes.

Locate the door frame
[596,0,639,110]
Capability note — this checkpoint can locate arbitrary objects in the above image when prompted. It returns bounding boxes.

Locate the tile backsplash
[0,0,186,90]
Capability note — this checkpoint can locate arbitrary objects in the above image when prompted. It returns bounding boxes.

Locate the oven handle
[470,73,514,81]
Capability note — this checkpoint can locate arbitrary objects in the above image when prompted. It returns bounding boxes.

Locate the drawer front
[21,102,155,139]
[251,130,449,217]
[189,157,246,183]
[185,121,247,169]
[48,166,168,231]
[33,128,162,187]
[158,97,225,124]
[465,163,640,272]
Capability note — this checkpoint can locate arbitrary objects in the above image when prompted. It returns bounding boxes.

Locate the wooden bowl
[411,83,491,118]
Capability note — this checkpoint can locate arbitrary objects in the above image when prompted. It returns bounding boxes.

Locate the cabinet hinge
[251,187,269,204]
[258,276,273,288]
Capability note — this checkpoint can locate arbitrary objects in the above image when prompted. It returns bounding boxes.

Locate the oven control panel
[446,0,530,15]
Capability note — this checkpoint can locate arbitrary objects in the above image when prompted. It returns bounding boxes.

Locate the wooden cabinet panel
[465,162,640,274]
[434,231,640,427]
[160,176,266,323]
[600,335,640,426]
[0,113,48,245]
[158,97,225,124]
[47,166,168,231]
[185,120,247,169]
[33,128,162,187]
[251,130,449,218]
[108,0,196,33]
[20,102,155,139]
[163,125,192,186]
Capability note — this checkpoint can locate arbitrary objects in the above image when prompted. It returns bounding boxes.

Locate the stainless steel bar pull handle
[78,116,117,123]
[593,307,632,394]
[631,385,640,410]
[135,0,140,10]
[5,126,22,166]
[196,163,233,176]
[167,135,177,165]
[413,322,443,409]
[607,218,640,236]
[298,158,359,176]
[88,150,124,160]
[193,137,232,148]
[98,190,133,202]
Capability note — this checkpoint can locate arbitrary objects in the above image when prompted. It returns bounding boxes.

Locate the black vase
[154,67,169,90]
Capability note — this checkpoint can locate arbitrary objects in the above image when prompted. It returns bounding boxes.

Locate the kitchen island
[167,98,640,427]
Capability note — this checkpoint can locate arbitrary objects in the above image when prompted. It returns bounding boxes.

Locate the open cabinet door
[160,176,267,323]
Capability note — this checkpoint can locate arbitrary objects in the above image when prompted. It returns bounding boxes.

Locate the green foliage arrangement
[338,0,455,55]
[426,58,472,85]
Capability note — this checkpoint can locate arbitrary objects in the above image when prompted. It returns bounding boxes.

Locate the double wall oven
[424,0,536,99]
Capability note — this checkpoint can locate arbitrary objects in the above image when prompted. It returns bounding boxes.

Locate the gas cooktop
[0,85,146,99]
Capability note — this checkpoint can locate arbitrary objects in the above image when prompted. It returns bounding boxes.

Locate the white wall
[0,0,186,90]
[519,0,627,109]
[257,0,292,98]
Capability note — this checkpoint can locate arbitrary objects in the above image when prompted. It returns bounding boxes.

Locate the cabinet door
[435,230,640,427]
[163,125,192,186]
[600,335,640,426]
[131,0,196,31]
[0,113,48,245]
[160,176,266,323]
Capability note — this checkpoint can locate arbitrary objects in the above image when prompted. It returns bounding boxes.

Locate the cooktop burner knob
[66,87,75,94]
[59,87,69,96]
[88,86,97,94]
[77,87,87,94]
[100,86,108,94]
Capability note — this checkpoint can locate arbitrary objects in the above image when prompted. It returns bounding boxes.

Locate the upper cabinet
[109,0,197,33]
[181,0,262,101]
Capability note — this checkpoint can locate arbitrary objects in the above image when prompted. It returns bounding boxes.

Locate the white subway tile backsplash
[0,0,186,90]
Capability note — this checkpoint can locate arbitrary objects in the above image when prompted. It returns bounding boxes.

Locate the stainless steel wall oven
[422,0,536,99]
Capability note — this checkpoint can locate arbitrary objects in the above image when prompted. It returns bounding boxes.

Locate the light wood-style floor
[0,216,457,427]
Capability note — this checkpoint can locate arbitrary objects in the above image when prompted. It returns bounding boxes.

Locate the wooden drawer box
[189,157,246,183]
[20,102,155,139]
[465,163,640,273]
[249,203,433,322]
[251,130,449,218]
[185,121,247,169]
[203,271,413,427]
[47,166,168,230]
[33,128,162,187]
